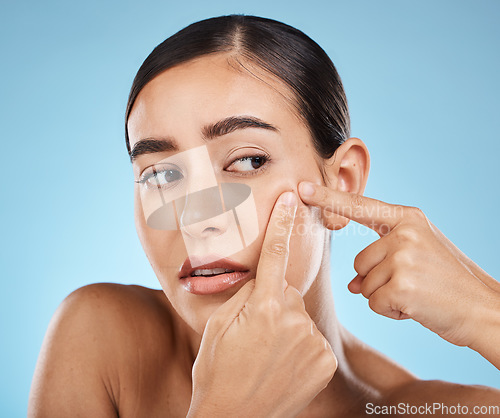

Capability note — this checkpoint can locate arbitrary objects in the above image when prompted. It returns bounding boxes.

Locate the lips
[178,256,251,295]
[178,256,248,279]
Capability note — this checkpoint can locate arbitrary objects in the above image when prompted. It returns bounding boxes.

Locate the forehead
[127,53,303,148]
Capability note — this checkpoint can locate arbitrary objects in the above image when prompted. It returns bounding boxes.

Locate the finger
[347,274,363,294]
[284,284,306,312]
[353,238,388,277]
[252,191,298,300]
[203,279,256,339]
[317,207,351,230]
[359,261,391,299]
[368,282,411,320]
[298,181,403,236]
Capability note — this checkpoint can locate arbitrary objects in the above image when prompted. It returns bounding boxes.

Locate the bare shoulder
[28,283,176,418]
[57,282,174,331]
[40,283,174,355]
[341,328,499,416]
[378,380,500,416]
[341,327,418,395]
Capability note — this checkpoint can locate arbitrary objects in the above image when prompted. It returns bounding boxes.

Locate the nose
[177,185,229,238]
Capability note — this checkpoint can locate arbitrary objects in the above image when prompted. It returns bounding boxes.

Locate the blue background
[1,0,498,415]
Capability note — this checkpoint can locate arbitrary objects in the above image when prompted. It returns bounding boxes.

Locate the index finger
[298,182,403,236]
[252,191,298,300]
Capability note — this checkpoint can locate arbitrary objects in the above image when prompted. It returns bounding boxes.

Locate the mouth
[178,256,251,295]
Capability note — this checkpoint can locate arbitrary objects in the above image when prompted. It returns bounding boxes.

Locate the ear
[322,137,370,230]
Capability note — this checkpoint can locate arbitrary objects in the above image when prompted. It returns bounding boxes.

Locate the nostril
[202,226,222,237]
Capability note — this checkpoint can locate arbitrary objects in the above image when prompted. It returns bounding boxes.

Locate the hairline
[126,50,313,153]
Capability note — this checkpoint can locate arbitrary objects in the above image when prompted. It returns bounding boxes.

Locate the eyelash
[135,165,181,188]
[135,152,271,187]
[225,152,271,176]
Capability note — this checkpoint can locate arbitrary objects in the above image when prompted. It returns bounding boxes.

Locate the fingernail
[299,181,315,197]
[279,191,297,207]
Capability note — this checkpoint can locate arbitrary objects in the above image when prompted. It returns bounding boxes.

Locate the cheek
[287,203,325,294]
[251,181,326,294]
[250,176,292,247]
[134,188,187,282]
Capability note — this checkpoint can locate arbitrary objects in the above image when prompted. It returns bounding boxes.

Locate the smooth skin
[29,53,500,417]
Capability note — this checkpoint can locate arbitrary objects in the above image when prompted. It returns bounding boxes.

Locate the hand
[298,181,500,351]
[187,192,337,418]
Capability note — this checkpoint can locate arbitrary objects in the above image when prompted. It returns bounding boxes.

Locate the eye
[137,165,184,190]
[226,155,268,173]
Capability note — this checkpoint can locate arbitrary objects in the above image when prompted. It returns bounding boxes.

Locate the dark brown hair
[125,14,350,159]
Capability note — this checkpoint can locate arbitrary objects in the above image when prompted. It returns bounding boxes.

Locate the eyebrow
[129,115,279,162]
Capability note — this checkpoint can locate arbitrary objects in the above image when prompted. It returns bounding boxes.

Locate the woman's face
[128,53,329,334]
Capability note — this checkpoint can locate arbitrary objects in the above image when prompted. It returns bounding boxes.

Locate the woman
[29,14,500,417]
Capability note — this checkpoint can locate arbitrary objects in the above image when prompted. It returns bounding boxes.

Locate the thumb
[202,279,256,340]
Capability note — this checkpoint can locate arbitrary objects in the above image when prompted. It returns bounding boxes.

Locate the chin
[159,274,251,335]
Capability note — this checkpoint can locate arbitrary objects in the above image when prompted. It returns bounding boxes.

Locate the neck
[302,249,342,355]
[296,244,365,416]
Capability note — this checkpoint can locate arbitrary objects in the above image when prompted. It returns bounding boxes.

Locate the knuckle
[360,283,372,299]
[205,313,225,332]
[319,186,330,204]
[405,206,427,222]
[291,312,312,331]
[368,293,383,314]
[276,206,295,229]
[285,285,305,307]
[324,348,338,374]
[263,240,289,258]
[256,297,283,318]
[349,194,365,215]
[391,249,414,268]
[318,347,337,385]
[394,225,420,244]
[391,274,415,297]
[284,284,301,297]
[353,252,366,275]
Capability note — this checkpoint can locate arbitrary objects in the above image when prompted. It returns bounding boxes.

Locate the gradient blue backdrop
[1,0,499,416]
